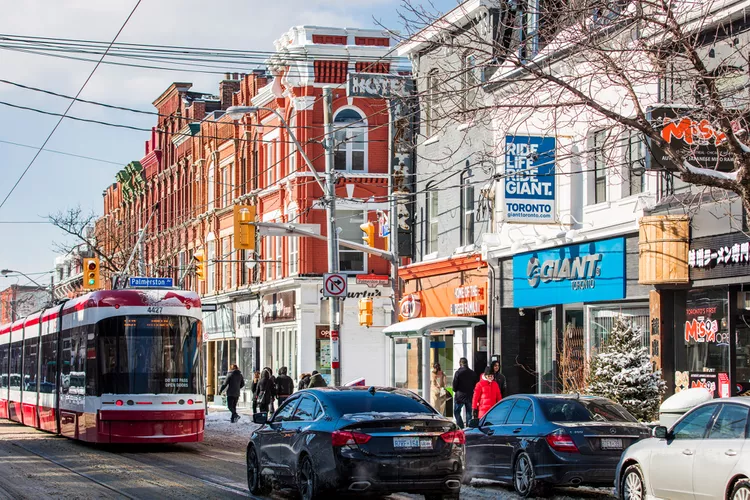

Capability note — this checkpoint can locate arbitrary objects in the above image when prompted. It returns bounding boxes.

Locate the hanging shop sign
[399,294,422,320]
[646,105,743,171]
[262,291,296,324]
[504,135,556,223]
[513,237,626,308]
[689,232,750,282]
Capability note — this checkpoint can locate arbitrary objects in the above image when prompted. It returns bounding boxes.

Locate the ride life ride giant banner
[504,135,556,223]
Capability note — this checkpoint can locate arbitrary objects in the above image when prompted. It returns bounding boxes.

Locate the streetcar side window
[39,333,57,394]
[60,327,71,394]
[22,336,39,392]
[9,339,22,390]
[0,343,8,389]
[86,325,97,397]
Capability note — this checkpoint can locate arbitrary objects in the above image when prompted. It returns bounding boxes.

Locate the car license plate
[600,438,623,450]
[393,437,432,449]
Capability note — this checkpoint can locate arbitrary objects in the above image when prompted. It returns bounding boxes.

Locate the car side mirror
[652,425,668,439]
[467,418,479,429]
[252,412,268,425]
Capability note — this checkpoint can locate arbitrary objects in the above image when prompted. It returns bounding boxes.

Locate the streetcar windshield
[97,315,200,395]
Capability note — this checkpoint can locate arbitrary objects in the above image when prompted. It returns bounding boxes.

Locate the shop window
[589,305,650,353]
[675,289,729,384]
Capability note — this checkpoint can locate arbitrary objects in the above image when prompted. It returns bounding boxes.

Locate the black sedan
[464,394,650,497]
[246,386,464,500]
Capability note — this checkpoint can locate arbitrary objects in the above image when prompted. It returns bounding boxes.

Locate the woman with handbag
[430,362,449,414]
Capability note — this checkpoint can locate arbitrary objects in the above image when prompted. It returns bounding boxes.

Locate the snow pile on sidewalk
[205,411,260,440]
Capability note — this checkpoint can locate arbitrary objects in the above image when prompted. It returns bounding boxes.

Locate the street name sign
[128,277,174,288]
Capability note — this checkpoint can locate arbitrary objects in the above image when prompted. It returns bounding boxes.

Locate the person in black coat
[298,373,311,390]
[220,364,245,423]
[275,367,294,405]
[491,360,508,398]
[256,369,274,414]
[250,371,261,414]
[452,357,477,429]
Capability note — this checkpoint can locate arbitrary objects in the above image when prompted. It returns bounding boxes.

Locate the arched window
[333,108,367,172]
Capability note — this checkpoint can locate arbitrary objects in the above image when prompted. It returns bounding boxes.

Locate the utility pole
[388,102,401,344]
[323,87,341,386]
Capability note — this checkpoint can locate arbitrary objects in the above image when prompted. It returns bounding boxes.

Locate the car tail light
[331,430,371,446]
[546,429,579,453]
[440,430,465,445]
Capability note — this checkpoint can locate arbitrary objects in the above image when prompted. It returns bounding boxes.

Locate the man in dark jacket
[452,358,477,429]
[491,360,508,398]
[220,364,245,423]
[275,367,294,405]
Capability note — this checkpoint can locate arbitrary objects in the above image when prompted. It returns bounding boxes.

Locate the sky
[0,0,458,288]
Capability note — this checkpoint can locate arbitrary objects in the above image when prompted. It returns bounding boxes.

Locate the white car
[615,397,750,500]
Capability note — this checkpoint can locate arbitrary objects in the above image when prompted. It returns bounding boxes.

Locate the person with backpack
[275,367,294,405]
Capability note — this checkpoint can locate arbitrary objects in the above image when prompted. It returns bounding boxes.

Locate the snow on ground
[205,410,260,440]
[393,481,615,500]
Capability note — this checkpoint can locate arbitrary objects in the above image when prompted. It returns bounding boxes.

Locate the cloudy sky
[0,0,456,287]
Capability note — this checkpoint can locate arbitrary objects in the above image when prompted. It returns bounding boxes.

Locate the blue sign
[504,135,556,223]
[128,277,174,288]
[512,237,626,308]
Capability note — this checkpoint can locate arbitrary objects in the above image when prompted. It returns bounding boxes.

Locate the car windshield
[330,390,435,415]
[539,398,637,423]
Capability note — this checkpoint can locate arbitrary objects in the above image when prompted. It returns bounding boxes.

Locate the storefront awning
[382,316,485,337]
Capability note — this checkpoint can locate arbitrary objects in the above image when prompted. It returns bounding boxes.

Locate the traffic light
[358,298,373,327]
[360,222,375,248]
[82,257,100,290]
[194,251,206,281]
[234,205,256,250]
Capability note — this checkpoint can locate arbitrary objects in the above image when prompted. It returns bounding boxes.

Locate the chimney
[219,74,241,110]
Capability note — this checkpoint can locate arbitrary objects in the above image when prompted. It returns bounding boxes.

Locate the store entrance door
[538,309,556,393]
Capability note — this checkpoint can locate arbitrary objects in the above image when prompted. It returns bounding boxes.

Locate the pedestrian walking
[298,372,311,390]
[308,370,327,388]
[262,367,277,413]
[472,366,502,420]
[256,369,274,415]
[275,367,294,405]
[219,364,245,423]
[491,360,508,397]
[452,357,477,428]
[250,371,261,414]
[431,362,450,414]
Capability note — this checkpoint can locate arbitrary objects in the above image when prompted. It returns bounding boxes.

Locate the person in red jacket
[472,366,502,419]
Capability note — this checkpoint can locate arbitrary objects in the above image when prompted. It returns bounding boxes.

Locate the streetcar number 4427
[147,306,164,314]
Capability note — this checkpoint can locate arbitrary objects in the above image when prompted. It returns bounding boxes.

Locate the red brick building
[98,26,406,402]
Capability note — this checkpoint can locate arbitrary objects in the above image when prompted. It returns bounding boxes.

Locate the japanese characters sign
[504,136,556,223]
[689,232,750,281]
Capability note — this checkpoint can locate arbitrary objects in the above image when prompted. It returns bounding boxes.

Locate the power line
[0,0,143,212]
[0,138,125,166]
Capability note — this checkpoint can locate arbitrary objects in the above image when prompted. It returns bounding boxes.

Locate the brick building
[0,285,48,324]
[98,25,406,403]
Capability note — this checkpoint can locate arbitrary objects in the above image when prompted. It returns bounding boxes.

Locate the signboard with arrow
[323,273,348,298]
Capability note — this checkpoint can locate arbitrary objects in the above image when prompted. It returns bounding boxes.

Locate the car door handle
[513,428,522,434]
[726,450,738,457]
[682,449,694,456]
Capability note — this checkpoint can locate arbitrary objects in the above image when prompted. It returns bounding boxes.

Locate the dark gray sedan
[464,394,650,497]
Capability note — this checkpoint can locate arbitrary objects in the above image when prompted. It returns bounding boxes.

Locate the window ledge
[584,201,611,214]
[457,121,475,132]
[454,244,476,255]
[422,251,439,261]
[423,135,440,146]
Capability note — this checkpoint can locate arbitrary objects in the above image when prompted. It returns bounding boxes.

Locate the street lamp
[0,268,55,306]
[227,94,342,385]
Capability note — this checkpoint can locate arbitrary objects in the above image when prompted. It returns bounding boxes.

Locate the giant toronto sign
[513,237,626,308]
[504,135,556,223]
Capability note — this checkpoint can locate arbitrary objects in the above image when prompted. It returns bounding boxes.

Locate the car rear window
[329,390,435,415]
[539,398,637,423]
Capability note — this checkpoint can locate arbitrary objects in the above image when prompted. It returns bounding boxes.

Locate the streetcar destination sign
[128,277,174,288]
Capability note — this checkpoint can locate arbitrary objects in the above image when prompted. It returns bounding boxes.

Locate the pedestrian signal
[358,298,373,327]
[82,257,100,290]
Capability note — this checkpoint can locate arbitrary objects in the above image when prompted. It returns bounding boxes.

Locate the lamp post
[227,95,342,386]
[0,269,55,313]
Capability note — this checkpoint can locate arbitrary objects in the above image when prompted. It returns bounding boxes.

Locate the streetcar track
[120,452,250,498]
[11,442,136,500]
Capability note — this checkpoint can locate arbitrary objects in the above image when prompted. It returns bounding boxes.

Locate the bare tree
[393,0,750,212]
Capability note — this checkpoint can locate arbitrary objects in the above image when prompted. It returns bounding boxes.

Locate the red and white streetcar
[0,287,205,443]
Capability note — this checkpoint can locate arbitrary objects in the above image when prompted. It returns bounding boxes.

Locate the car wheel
[513,452,544,498]
[621,464,644,500]
[246,446,268,495]
[731,479,750,500]
[297,455,319,500]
